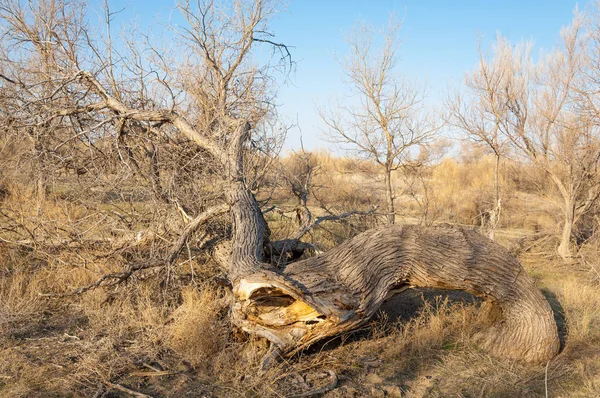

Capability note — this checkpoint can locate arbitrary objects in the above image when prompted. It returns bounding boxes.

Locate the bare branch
[167,203,229,264]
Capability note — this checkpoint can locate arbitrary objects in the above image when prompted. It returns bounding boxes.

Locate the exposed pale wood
[232,224,560,364]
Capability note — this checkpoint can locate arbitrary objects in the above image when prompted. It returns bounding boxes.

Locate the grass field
[1,207,599,397]
[1,155,599,397]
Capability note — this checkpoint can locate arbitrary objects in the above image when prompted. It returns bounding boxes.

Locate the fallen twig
[291,208,378,241]
[39,260,164,297]
[104,381,153,398]
[130,370,177,377]
[39,203,229,297]
[286,370,338,398]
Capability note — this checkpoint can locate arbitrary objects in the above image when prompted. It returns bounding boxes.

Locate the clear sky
[106,0,589,151]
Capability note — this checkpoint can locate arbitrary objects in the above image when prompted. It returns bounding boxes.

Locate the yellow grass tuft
[166,286,229,368]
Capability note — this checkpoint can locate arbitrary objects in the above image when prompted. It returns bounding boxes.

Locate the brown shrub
[166,286,229,368]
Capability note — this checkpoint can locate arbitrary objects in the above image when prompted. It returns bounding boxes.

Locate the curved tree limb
[167,203,229,264]
[232,224,560,364]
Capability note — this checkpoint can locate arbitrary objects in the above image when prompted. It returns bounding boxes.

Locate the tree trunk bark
[32,135,47,214]
[232,224,560,364]
[35,172,46,211]
[558,197,575,261]
[221,121,276,281]
[226,182,273,281]
[384,168,395,225]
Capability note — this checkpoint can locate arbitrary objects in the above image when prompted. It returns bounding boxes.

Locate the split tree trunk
[74,97,559,365]
[231,224,560,364]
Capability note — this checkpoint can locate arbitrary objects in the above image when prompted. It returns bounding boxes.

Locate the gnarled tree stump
[232,224,560,364]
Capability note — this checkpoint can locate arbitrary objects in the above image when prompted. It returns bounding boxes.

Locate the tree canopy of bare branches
[446,36,531,240]
[450,12,600,260]
[321,17,439,225]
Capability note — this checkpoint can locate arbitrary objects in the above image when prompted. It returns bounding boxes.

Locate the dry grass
[166,286,229,368]
[0,268,42,337]
[2,154,600,397]
[2,236,600,397]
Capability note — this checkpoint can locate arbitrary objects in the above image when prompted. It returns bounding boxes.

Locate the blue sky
[271,0,588,151]
[105,0,588,151]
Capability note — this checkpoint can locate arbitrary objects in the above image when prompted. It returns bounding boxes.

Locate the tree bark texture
[226,183,274,281]
[232,224,560,364]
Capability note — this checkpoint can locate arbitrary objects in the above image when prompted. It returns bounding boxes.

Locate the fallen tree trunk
[232,224,560,364]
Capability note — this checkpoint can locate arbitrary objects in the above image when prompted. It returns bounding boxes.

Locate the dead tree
[446,35,520,240]
[233,224,559,366]
[0,0,559,367]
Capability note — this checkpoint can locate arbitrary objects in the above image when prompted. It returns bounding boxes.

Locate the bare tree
[0,0,559,370]
[501,16,600,260]
[0,0,91,210]
[450,13,600,260]
[446,36,528,239]
[321,18,438,225]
